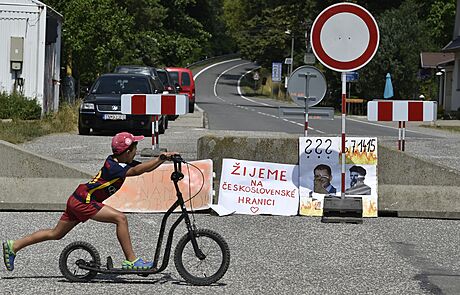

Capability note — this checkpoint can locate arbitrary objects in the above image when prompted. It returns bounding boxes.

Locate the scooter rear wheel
[174,229,230,285]
[59,241,101,282]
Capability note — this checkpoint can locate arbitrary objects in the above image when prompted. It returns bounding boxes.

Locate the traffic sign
[253,72,260,81]
[287,66,327,107]
[346,71,359,82]
[310,2,379,72]
[272,62,282,82]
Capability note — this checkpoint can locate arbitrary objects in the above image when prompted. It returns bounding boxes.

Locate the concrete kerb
[0,140,92,211]
[196,135,460,219]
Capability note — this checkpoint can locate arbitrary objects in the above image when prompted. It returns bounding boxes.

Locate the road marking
[207,61,325,134]
[193,58,242,80]
[237,68,271,107]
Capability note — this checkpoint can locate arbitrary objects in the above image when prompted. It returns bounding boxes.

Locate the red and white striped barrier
[367,100,437,122]
[367,100,437,151]
[121,94,189,115]
[121,94,189,153]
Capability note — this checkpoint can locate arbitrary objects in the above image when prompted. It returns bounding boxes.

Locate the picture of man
[345,165,371,195]
[313,164,336,194]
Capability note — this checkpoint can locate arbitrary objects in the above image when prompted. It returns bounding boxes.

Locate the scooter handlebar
[159,154,184,163]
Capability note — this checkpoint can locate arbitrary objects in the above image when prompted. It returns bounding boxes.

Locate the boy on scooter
[3,132,177,271]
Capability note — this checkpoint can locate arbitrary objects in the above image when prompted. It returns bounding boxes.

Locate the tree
[356,0,438,99]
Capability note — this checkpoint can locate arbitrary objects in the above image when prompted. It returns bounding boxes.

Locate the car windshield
[91,76,150,94]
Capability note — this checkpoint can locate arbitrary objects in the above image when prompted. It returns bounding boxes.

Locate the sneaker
[3,240,16,271]
[122,258,153,270]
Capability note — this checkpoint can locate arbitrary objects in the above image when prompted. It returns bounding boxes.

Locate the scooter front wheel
[174,229,230,286]
[59,241,101,282]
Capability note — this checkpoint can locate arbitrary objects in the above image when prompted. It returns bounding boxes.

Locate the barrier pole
[398,121,402,151]
[151,115,159,152]
[341,72,346,197]
[402,121,406,151]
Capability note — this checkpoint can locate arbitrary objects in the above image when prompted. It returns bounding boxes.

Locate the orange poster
[104,160,213,212]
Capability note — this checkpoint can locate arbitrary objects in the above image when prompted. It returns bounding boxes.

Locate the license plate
[102,114,126,120]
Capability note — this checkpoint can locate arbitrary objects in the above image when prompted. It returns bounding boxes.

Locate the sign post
[311,2,379,223]
[287,66,327,137]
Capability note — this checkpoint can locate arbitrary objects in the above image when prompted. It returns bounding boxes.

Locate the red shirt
[73,156,140,203]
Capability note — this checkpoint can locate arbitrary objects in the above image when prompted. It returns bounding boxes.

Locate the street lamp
[285,29,294,76]
[436,68,446,106]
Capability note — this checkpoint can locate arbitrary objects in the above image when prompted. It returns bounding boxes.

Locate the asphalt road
[194,59,440,138]
[1,212,459,294]
[1,59,459,294]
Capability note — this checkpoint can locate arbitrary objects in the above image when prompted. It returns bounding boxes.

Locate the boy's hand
[159,152,179,161]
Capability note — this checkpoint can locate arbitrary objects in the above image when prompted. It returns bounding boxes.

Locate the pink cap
[111,132,144,155]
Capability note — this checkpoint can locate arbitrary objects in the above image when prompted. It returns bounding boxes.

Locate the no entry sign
[310,2,379,72]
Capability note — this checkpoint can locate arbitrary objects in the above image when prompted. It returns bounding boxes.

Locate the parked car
[78,73,167,136]
[114,65,165,93]
[157,68,179,121]
[113,65,168,128]
[166,67,195,113]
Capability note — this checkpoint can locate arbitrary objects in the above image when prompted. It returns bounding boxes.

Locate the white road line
[237,68,271,107]
[202,60,324,134]
[193,58,242,80]
[213,62,252,97]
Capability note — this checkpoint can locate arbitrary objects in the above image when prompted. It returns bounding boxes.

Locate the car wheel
[189,101,195,113]
[78,121,90,135]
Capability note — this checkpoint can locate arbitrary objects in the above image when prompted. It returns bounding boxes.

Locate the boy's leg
[90,205,136,262]
[3,219,78,271]
[13,219,79,253]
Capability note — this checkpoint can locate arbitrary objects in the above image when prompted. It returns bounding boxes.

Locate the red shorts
[60,195,105,223]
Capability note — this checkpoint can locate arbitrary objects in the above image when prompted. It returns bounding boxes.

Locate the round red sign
[310,2,379,72]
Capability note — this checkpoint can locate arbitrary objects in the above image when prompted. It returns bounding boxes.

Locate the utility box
[10,37,24,62]
[10,37,24,70]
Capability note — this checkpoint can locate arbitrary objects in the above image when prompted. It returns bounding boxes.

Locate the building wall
[0,1,60,116]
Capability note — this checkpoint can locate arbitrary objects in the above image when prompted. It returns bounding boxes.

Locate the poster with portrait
[298,137,341,217]
[344,137,378,217]
[218,159,299,216]
[298,137,378,217]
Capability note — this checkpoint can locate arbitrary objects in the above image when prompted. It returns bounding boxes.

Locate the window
[169,71,179,84]
[92,76,150,94]
[181,72,191,86]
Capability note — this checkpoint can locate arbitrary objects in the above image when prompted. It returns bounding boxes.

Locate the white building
[0,0,62,116]
[442,0,460,114]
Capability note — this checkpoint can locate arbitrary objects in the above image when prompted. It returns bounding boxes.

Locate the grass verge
[0,103,79,144]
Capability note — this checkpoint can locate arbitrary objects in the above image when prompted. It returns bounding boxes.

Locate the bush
[0,92,41,120]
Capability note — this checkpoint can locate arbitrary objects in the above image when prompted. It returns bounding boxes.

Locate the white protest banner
[298,137,378,217]
[218,159,299,216]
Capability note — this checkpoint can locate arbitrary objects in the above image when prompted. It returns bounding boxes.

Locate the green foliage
[355,0,439,99]
[0,92,41,120]
[43,0,233,85]
[426,0,457,46]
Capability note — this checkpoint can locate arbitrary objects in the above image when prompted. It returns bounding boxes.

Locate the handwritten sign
[299,137,378,217]
[105,160,213,212]
[218,159,299,216]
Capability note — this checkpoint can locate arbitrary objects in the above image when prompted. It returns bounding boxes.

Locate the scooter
[58,154,230,286]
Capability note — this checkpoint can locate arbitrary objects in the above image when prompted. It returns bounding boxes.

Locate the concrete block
[197,135,460,219]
